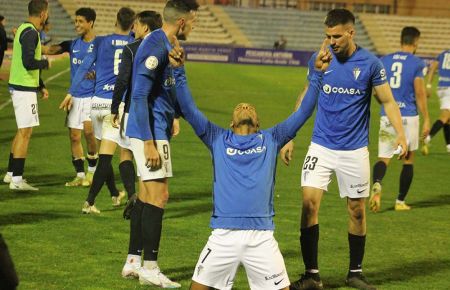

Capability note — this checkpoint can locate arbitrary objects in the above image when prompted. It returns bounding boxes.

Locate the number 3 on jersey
[389,62,402,89]
[113,49,123,76]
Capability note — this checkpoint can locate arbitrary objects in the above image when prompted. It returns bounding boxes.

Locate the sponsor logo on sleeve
[145,56,158,70]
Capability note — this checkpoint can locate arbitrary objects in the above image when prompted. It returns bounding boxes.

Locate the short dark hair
[324,9,355,27]
[137,11,162,32]
[117,7,135,31]
[28,0,48,17]
[163,0,199,23]
[0,15,4,22]
[401,26,420,45]
[76,7,96,24]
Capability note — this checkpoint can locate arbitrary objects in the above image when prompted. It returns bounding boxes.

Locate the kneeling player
[169,38,330,290]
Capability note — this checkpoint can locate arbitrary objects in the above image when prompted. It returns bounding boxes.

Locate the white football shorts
[301,142,370,198]
[437,86,450,110]
[66,96,92,129]
[101,103,131,150]
[192,229,290,290]
[378,115,419,158]
[90,96,111,140]
[11,89,39,128]
[130,138,172,181]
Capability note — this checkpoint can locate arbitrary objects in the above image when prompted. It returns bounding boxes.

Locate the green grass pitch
[0,58,449,289]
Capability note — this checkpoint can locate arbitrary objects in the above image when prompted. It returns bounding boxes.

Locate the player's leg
[9,90,39,190]
[336,146,375,289]
[3,134,18,183]
[442,110,450,152]
[122,180,145,279]
[370,116,396,212]
[119,148,136,199]
[191,229,240,290]
[243,231,290,290]
[292,143,333,290]
[83,120,98,186]
[66,128,86,186]
[395,152,414,211]
[424,88,450,151]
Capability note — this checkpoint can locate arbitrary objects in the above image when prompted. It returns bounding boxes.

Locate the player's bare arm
[425,60,438,98]
[414,76,430,138]
[374,82,408,158]
[280,39,331,165]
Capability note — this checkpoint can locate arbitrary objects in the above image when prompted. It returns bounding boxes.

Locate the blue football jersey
[307,46,387,150]
[380,51,425,116]
[437,49,450,87]
[69,37,95,98]
[126,29,178,141]
[70,34,134,99]
[172,66,322,230]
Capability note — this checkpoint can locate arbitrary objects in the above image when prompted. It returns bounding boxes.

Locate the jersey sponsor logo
[274,279,284,285]
[397,101,406,108]
[265,270,285,281]
[145,56,158,70]
[88,44,94,53]
[380,68,387,80]
[72,49,80,53]
[164,76,175,87]
[350,182,368,189]
[323,84,363,95]
[72,57,82,65]
[356,188,366,194]
[226,146,266,156]
[324,70,334,75]
[353,67,361,80]
[102,84,115,91]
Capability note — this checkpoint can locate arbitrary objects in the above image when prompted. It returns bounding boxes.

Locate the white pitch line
[0,68,70,111]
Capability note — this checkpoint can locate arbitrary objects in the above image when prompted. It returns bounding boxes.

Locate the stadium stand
[58,0,237,45]
[0,0,75,43]
[221,6,376,52]
[359,13,450,56]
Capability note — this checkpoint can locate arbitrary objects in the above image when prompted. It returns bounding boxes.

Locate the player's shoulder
[356,46,379,63]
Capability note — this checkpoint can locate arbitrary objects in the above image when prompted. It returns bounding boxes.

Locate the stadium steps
[0,0,75,43]
[221,7,376,52]
[208,5,252,47]
[59,0,235,46]
[359,13,450,56]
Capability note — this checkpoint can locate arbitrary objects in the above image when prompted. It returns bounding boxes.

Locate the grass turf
[0,58,449,289]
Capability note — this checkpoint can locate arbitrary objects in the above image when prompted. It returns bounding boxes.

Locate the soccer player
[369,27,430,212]
[169,37,330,290]
[60,7,135,213]
[43,7,98,187]
[4,0,50,191]
[124,0,198,287]
[422,48,450,153]
[109,11,162,213]
[283,9,407,290]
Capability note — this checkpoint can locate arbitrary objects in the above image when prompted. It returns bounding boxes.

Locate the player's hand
[280,140,294,166]
[40,88,49,100]
[168,36,185,67]
[171,118,180,137]
[111,113,120,128]
[314,38,332,72]
[41,45,49,55]
[394,134,408,160]
[85,71,96,80]
[144,140,161,170]
[59,94,73,111]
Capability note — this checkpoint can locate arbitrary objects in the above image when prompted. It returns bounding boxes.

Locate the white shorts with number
[101,103,131,149]
[90,96,111,140]
[192,229,290,290]
[378,116,419,158]
[437,86,450,110]
[11,89,39,128]
[66,96,92,129]
[130,138,172,181]
[301,142,370,198]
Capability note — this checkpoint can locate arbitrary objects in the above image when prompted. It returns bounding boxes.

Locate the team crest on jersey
[145,56,158,70]
[353,67,361,80]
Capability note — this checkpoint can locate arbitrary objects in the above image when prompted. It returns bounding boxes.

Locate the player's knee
[70,131,82,144]
[348,204,364,222]
[302,199,319,218]
[18,128,32,139]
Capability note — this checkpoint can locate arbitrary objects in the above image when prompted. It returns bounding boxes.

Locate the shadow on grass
[0,211,73,226]
[301,258,450,289]
[0,130,65,143]
[163,265,195,282]
[165,201,212,220]
[378,194,450,213]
